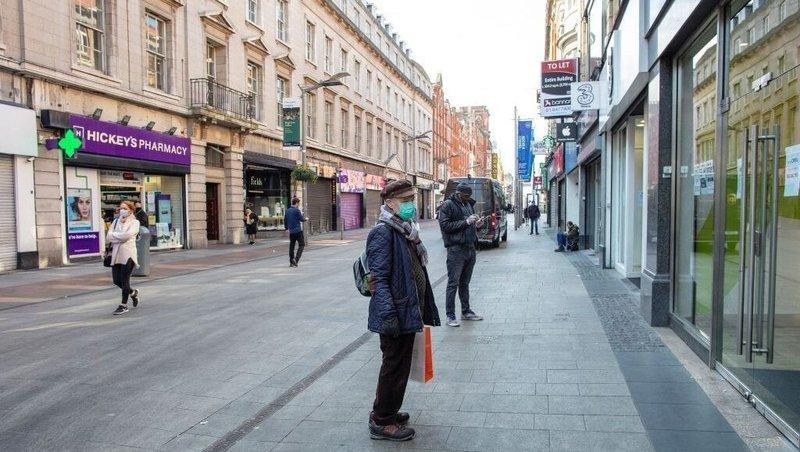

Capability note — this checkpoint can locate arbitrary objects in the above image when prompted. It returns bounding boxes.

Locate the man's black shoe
[369,421,415,442]
[396,412,410,425]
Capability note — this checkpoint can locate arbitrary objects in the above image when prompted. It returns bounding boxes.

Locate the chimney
[366,3,374,14]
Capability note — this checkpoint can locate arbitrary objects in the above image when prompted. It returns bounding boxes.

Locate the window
[385,86,390,110]
[366,121,373,156]
[376,78,382,107]
[276,76,287,126]
[354,10,361,30]
[354,60,361,92]
[394,93,399,117]
[339,48,348,74]
[276,0,288,41]
[206,145,225,168]
[366,70,372,99]
[778,55,785,75]
[206,43,215,79]
[401,99,406,123]
[145,13,168,90]
[247,62,262,120]
[779,1,786,21]
[324,101,334,143]
[305,91,316,138]
[75,0,106,71]
[377,126,383,158]
[247,0,259,24]
[305,21,316,62]
[324,36,333,73]
[354,115,362,153]
[340,108,349,148]
[762,16,769,34]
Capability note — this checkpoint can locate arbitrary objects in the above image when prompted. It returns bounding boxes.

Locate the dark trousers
[445,246,476,318]
[372,333,415,426]
[289,232,305,263]
[530,218,539,234]
[112,258,135,303]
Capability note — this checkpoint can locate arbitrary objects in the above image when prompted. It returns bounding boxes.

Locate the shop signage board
[540,59,578,118]
[0,103,38,157]
[516,120,533,182]
[549,144,564,181]
[68,115,191,166]
[556,123,577,142]
[570,81,606,111]
[282,98,302,150]
[365,174,386,190]
[339,169,366,193]
[491,153,499,179]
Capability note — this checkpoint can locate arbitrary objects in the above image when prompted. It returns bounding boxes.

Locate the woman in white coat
[107,200,141,315]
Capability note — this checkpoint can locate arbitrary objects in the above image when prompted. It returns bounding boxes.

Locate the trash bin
[132,226,151,277]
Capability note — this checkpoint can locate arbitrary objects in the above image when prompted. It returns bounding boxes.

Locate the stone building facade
[0,0,435,270]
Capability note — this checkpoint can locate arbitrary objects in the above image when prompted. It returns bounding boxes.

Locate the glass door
[720,0,800,444]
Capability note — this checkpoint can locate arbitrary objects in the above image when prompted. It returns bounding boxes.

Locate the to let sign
[540,59,578,118]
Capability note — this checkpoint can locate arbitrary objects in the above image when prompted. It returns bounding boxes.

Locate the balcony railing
[190,78,255,121]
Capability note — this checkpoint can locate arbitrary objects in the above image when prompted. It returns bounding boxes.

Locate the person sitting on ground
[555,221,579,252]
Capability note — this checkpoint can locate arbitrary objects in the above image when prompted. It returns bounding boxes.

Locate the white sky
[373,0,549,174]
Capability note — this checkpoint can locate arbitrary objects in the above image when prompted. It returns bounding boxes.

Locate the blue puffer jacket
[366,223,441,335]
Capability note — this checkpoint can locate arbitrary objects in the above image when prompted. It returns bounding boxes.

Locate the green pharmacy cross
[58,129,82,158]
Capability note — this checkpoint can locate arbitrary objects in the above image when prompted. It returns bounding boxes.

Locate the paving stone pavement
[214,226,749,451]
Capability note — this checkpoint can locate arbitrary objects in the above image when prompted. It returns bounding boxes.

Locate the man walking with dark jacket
[526,203,541,235]
[366,180,440,442]
[438,183,485,327]
[284,198,306,267]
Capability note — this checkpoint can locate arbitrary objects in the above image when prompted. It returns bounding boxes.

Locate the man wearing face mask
[438,183,485,327]
[366,179,440,442]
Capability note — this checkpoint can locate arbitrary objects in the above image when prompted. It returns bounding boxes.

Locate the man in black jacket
[526,203,541,235]
[438,183,485,327]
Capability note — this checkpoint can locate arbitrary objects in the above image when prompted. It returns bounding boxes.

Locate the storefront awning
[244,151,296,170]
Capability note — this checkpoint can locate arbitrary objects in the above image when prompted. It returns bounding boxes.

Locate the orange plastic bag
[410,326,434,383]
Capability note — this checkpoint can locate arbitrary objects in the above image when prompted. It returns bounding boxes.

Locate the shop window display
[245,167,291,231]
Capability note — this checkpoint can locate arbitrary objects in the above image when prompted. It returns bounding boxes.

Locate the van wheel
[492,236,500,248]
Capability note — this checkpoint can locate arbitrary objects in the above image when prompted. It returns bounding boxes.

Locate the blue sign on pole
[517,120,533,182]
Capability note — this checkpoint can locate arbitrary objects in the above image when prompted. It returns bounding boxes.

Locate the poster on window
[784,145,800,197]
[67,188,93,231]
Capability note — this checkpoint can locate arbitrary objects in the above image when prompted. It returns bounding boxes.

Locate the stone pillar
[640,61,673,327]
[224,140,244,244]
[187,139,208,249]
[33,144,64,268]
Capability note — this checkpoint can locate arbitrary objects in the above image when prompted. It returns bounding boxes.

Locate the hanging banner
[491,153,499,179]
[282,97,302,150]
[541,59,579,118]
[517,120,533,182]
[556,123,577,142]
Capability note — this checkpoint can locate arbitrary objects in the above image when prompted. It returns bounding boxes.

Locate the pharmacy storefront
[44,112,190,261]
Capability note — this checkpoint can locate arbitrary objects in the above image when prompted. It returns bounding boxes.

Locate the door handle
[764,125,780,364]
[736,127,751,355]
[746,125,759,363]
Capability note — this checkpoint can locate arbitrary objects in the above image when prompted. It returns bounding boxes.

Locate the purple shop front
[70,115,191,166]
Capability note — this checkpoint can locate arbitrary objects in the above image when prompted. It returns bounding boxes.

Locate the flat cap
[381,179,416,199]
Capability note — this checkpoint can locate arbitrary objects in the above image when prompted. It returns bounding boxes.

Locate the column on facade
[224,139,245,244]
[187,138,208,249]
[33,145,64,267]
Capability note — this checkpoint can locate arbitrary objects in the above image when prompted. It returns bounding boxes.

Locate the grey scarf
[378,205,429,266]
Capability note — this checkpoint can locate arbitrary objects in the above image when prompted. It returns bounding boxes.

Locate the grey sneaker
[447,316,460,327]
[462,310,484,321]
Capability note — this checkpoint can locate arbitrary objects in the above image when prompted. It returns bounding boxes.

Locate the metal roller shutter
[0,155,17,272]
[340,193,363,230]
[307,178,333,234]
[364,190,381,227]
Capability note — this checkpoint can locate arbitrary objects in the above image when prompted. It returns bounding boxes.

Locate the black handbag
[103,245,112,267]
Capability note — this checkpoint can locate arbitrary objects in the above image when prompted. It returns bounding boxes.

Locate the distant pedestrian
[106,200,141,315]
[527,203,541,235]
[134,201,149,228]
[284,198,306,267]
[244,208,258,245]
[438,183,485,327]
[366,179,440,442]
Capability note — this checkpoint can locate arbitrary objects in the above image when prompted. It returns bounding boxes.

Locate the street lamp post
[299,72,349,230]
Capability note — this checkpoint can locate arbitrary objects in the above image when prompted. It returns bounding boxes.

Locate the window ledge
[71,65,122,85]
[245,19,265,34]
[142,86,181,101]
[305,59,318,67]
[276,38,291,49]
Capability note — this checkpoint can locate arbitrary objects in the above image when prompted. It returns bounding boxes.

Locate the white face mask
[119,208,130,218]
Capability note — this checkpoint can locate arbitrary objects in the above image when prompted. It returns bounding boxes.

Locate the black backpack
[353,249,372,297]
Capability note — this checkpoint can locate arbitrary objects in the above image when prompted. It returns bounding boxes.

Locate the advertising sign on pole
[540,59,578,118]
[570,81,606,111]
[516,120,533,182]
[491,153,499,180]
[282,97,302,150]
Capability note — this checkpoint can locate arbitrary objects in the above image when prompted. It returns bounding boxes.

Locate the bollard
[132,226,151,277]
